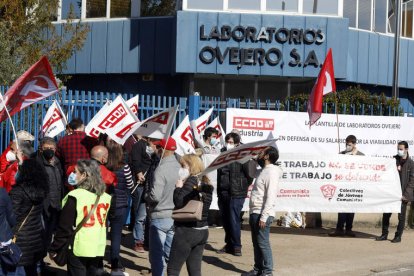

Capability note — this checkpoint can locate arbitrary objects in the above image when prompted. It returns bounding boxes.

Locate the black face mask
[257,158,266,168]
[42,149,55,160]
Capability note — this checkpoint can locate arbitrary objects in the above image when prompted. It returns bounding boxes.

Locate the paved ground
[44,217,414,276]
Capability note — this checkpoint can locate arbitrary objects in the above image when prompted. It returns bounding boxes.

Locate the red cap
[153,137,177,151]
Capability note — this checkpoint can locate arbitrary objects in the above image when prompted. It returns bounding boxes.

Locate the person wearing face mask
[329,135,364,238]
[216,132,256,256]
[0,141,18,174]
[34,137,64,252]
[49,159,112,276]
[243,146,281,276]
[146,137,180,276]
[375,141,414,243]
[167,154,213,276]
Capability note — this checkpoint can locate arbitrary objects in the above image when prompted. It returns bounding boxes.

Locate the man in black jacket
[375,141,414,243]
[35,137,64,250]
[216,132,256,256]
[129,136,153,252]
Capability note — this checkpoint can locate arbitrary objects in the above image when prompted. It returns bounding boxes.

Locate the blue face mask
[210,138,217,146]
[68,172,77,186]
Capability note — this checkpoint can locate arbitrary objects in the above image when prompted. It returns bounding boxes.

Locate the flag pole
[335,93,340,153]
[158,105,179,168]
[0,93,19,150]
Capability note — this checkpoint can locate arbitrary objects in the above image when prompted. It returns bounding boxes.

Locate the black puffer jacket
[173,176,213,228]
[0,188,15,242]
[9,159,48,266]
[217,154,256,198]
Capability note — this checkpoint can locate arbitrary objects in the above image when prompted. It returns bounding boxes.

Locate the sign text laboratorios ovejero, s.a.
[198,24,325,68]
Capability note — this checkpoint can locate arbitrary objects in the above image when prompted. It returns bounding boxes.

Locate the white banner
[191,107,213,147]
[202,139,277,175]
[207,116,225,148]
[172,115,196,156]
[42,100,67,138]
[106,121,142,145]
[226,108,414,157]
[134,106,178,139]
[274,153,402,213]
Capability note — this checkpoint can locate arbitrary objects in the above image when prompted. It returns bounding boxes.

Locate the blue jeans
[249,213,274,274]
[0,265,25,276]
[218,195,245,249]
[149,218,174,276]
[110,207,128,268]
[132,186,147,243]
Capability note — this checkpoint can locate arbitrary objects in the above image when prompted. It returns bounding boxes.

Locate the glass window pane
[343,0,357,28]
[87,0,107,18]
[187,0,223,10]
[303,0,339,15]
[228,0,261,10]
[266,0,299,12]
[402,1,413,37]
[62,0,82,19]
[374,0,387,33]
[358,0,372,30]
[111,0,130,17]
[388,0,396,33]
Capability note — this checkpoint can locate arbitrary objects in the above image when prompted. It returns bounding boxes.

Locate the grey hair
[40,137,57,147]
[76,159,106,196]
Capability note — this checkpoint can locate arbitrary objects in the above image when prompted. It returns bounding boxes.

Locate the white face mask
[146,146,154,156]
[226,144,235,150]
[346,145,353,152]
[398,149,405,157]
[6,151,16,162]
[178,167,190,181]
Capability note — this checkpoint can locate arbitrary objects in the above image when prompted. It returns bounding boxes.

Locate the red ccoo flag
[307,48,336,128]
[0,56,59,123]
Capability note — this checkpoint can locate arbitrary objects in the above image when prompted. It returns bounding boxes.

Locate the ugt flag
[172,115,196,156]
[42,100,67,138]
[307,48,336,128]
[0,56,59,123]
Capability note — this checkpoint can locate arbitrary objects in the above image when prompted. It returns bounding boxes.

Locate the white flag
[126,95,139,115]
[85,96,139,138]
[201,139,277,175]
[207,116,225,148]
[172,115,196,156]
[135,106,178,139]
[190,107,214,147]
[105,121,142,145]
[42,100,67,138]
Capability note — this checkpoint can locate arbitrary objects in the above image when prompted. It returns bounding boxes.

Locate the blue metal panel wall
[356,31,369,84]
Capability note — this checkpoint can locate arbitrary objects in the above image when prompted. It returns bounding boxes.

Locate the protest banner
[226,108,414,157]
[85,96,138,138]
[42,100,67,138]
[273,153,402,213]
[172,115,196,156]
[191,107,214,147]
[201,139,277,175]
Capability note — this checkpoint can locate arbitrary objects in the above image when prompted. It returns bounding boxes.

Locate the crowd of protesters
[0,117,410,276]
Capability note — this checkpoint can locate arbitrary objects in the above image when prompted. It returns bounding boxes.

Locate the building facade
[57,0,414,109]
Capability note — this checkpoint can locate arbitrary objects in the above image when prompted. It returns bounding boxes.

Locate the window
[86,0,107,18]
[61,0,82,19]
[266,0,299,12]
[187,0,224,10]
[358,0,372,30]
[402,0,413,37]
[388,0,396,33]
[228,0,261,10]
[303,0,339,15]
[343,0,357,28]
[111,0,131,18]
[374,0,387,33]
